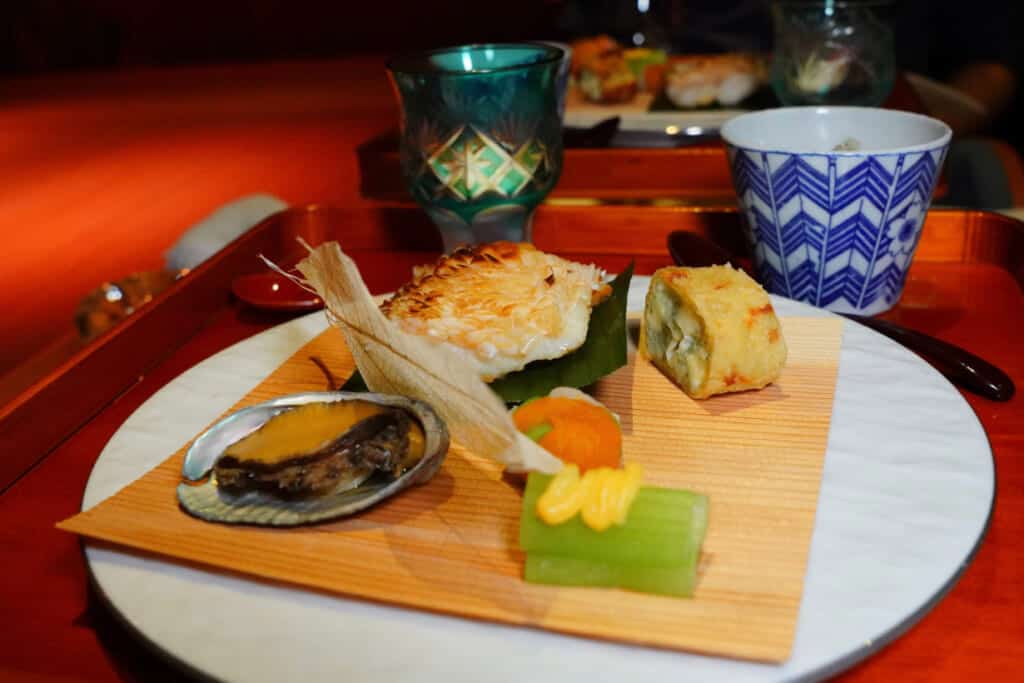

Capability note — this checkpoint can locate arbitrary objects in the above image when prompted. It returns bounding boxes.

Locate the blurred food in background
[568,34,766,110]
[623,47,668,93]
[570,35,638,104]
[664,53,766,108]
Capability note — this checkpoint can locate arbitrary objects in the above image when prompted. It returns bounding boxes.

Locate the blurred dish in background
[570,35,639,104]
[664,54,767,109]
[623,47,668,93]
[567,34,767,111]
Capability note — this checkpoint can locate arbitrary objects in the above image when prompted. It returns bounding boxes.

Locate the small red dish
[231,272,323,311]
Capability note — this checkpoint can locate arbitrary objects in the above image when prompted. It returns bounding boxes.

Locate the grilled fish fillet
[381,242,610,381]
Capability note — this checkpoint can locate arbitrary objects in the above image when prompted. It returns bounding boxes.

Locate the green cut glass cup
[387,43,564,251]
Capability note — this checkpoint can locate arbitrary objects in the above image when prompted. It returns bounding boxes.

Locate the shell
[177,391,449,526]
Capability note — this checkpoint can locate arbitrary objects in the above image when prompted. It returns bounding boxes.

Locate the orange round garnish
[513,396,622,472]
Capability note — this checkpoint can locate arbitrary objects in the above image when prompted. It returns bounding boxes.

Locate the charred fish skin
[178,392,450,527]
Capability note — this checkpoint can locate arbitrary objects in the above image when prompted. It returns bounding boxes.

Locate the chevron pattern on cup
[728,144,948,314]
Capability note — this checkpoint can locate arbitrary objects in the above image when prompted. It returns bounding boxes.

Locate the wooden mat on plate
[60,316,842,663]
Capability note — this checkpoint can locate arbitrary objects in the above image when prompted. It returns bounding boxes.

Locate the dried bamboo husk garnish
[266,241,562,474]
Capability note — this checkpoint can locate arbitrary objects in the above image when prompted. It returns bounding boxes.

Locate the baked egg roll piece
[640,265,787,399]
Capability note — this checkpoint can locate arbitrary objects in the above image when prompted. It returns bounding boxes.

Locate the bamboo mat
[60,316,843,663]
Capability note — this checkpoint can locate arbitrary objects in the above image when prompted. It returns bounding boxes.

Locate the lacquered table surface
[0,55,1020,682]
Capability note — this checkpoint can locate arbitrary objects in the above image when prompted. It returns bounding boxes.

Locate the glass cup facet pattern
[771,1,895,107]
[387,44,564,250]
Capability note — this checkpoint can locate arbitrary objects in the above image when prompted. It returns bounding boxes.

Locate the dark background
[1,1,1018,73]
[1,0,1020,148]
[0,2,565,73]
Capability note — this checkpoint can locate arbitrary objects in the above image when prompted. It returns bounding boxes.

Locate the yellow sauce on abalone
[225,401,424,465]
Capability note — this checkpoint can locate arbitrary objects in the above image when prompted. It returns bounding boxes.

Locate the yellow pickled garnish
[613,462,644,525]
[536,462,645,531]
[580,468,615,531]
[536,464,588,525]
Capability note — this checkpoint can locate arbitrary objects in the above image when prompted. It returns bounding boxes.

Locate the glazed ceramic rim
[720,106,952,156]
[386,42,564,76]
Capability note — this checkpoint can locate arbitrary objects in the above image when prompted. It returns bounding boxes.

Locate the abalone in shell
[177,392,449,526]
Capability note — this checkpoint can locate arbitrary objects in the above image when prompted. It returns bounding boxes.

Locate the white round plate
[82,277,993,682]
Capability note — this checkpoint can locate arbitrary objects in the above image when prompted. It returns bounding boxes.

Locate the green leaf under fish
[343,262,634,404]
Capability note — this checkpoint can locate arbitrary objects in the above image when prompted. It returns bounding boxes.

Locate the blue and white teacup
[721,107,951,315]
